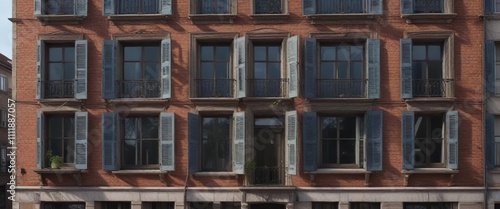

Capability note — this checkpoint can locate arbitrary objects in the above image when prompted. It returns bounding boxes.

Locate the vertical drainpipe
[483,0,489,207]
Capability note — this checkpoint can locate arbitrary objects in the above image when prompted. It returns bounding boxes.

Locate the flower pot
[51,161,61,169]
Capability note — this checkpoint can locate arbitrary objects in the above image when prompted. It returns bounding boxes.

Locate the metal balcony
[412,79,453,97]
[198,0,231,14]
[116,80,161,98]
[317,0,365,14]
[44,0,75,15]
[253,166,284,185]
[195,79,234,98]
[248,79,287,97]
[316,79,367,98]
[254,0,282,14]
[43,80,74,99]
[414,0,443,13]
[115,0,159,14]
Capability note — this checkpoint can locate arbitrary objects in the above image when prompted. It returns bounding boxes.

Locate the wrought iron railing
[316,79,367,98]
[116,80,161,98]
[198,0,231,14]
[317,0,365,14]
[115,0,159,14]
[414,0,443,13]
[254,0,282,14]
[44,0,75,15]
[412,79,453,97]
[43,80,74,98]
[248,79,287,97]
[253,166,284,185]
[195,79,234,98]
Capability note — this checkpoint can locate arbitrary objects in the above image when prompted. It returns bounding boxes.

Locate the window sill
[190,97,239,105]
[250,13,289,24]
[193,172,238,177]
[405,97,456,102]
[108,98,168,104]
[35,15,85,25]
[38,98,83,108]
[401,13,457,24]
[34,168,87,186]
[308,98,375,102]
[484,14,500,20]
[307,169,372,186]
[112,170,166,174]
[242,97,293,102]
[305,14,381,24]
[402,168,458,186]
[189,14,236,24]
[108,14,169,22]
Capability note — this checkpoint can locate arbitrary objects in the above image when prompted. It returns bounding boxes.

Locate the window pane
[124,46,141,61]
[48,63,63,80]
[144,63,159,80]
[337,46,349,61]
[320,62,334,79]
[202,140,216,170]
[337,62,348,79]
[64,138,74,163]
[351,45,363,61]
[427,45,442,61]
[49,47,63,62]
[339,117,356,138]
[144,46,159,62]
[218,139,230,170]
[415,116,428,138]
[201,62,214,79]
[339,139,356,164]
[123,140,137,165]
[50,139,63,158]
[430,116,443,137]
[268,46,281,61]
[412,62,425,80]
[142,117,159,138]
[268,63,281,79]
[124,118,138,139]
[142,140,159,165]
[49,117,62,137]
[124,62,142,80]
[322,139,337,164]
[63,117,74,138]
[64,63,75,80]
[321,117,337,138]
[215,46,229,61]
[351,62,363,79]
[215,62,228,79]
[201,46,214,61]
[413,45,426,61]
[429,138,443,163]
[427,62,443,79]
[64,47,75,62]
[254,46,266,61]
[321,46,336,61]
[495,117,500,136]
[254,62,267,79]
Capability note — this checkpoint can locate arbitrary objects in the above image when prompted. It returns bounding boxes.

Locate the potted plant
[46,150,63,169]
[244,160,256,185]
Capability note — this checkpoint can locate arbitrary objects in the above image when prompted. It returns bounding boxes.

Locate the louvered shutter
[303,111,317,172]
[233,112,245,174]
[367,39,380,99]
[446,110,458,169]
[401,0,414,14]
[160,112,175,171]
[76,0,87,16]
[366,110,383,171]
[303,0,316,15]
[103,0,115,15]
[286,111,297,175]
[400,39,413,99]
[102,112,118,171]
[287,36,299,98]
[160,0,172,15]
[486,114,496,169]
[188,113,200,173]
[75,40,87,99]
[304,38,317,98]
[74,112,88,170]
[235,37,246,98]
[485,40,495,95]
[36,111,44,169]
[34,0,42,15]
[36,40,43,100]
[401,111,414,170]
[102,40,116,99]
[161,38,171,99]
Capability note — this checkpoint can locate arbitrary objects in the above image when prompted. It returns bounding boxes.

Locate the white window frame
[414,114,446,168]
[0,75,7,92]
[0,109,6,128]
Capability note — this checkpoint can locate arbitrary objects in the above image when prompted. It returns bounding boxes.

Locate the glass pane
[124,62,142,80]
[337,46,349,61]
[254,118,283,126]
[123,140,137,165]
[429,138,443,163]
[254,46,266,61]
[412,62,425,80]
[64,138,74,163]
[430,116,443,137]
[320,62,334,79]
[64,63,75,80]
[322,139,337,164]
[142,117,159,138]
[124,46,141,61]
[50,139,63,160]
[144,46,159,61]
[48,63,63,80]
[427,62,443,79]
[142,140,159,165]
[144,62,159,80]
[202,140,216,170]
[427,45,442,61]
[49,117,62,137]
[321,46,336,61]
[339,117,356,138]
[351,62,363,79]
[215,62,228,79]
[218,139,230,170]
[201,62,214,79]
[215,46,230,61]
[268,46,281,61]
[124,118,138,139]
[351,45,363,61]
[415,116,428,138]
[413,45,426,61]
[495,117,500,136]
[63,117,75,138]
[254,62,267,79]
[321,117,337,138]
[64,47,75,62]
[337,62,348,79]
[49,47,63,62]
[201,46,214,61]
[268,63,281,79]
[339,139,356,164]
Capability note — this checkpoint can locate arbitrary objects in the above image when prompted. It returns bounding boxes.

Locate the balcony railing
[412,79,453,97]
[198,0,231,14]
[414,0,443,13]
[254,0,282,14]
[317,0,365,14]
[43,80,74,99]
[248,79,287,97]
[195,79,234,98]
[115,0,159,14]
[44,0,75,15]
[316,79,367,98]
[253,166,284,185]
[116,80,161,98]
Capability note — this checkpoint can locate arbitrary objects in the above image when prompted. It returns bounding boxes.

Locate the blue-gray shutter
[367,39,380,99]
[286,111,297,175]
[160,112,175,171]
[366,110,383,171]
[160,0,172,15]
[233,112,245,174]
[485,0,494,15]
[103,0,115,16]
[236,37,246,98]
[75,40,87,100]
[303,0,316,15]
[401,111,414,170]
[188,113,200,173]
[36,111,44,169]
[369,0,383,14]
[102,40,116,99]
[400,38,413,99]
[401,0,413,14]
[446,110,458,170]
[303,111,317,172]
[304,38,317,98]
[34,0,42,15]
[485,40,495,95]
[486,114,496,169]
[36,40,43,100]
[287,36,299,98]
[102,112,118,171]
[161,38,171,99]
[75,0,87,16]
[74,112,88,170]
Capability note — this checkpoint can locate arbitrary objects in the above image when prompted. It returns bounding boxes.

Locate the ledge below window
[189,14,237,24]
[34,168,87,186]
[108,98,168,104]
[307,169,372,186]
[193,172,238,177]
[38,98,82,106]
[250,14,289,24]
[405,97,456,102]
[306,14,381,24]
[401,13,457,24]
[402,168,459,186]
[108,14,169,22]
[112,170,168,183]
[36,15,85,25]
[190,97,239,104]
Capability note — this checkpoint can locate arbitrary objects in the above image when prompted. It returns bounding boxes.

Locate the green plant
[46,150,63,169]
[244,160,256,175]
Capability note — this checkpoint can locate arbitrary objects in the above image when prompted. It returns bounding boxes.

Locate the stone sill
[484,14,500,20]
[242,97,293,102]
[108,14,169,22]
[250,13,289,24]
[108,98,168,104]
[189,14,236,24]
[308,98,376,102]
[405,97,456,102]
[307,168,371,174]
[402,168,458,186]
[401,13,457,23]
[190,97,239,104]
[34,168,87,186]
[35,15,85,25]
[306,13,380,24]
[193,172,238,177]
[112,170,166,174]
[38,98,82,106]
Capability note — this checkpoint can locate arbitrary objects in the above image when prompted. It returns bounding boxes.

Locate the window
[304,36,380,99]
[404,203,452,209]
[102,202,131,209]
[198,0,231,14]
[303,0,382,15]
[0,109,6,127]
[492,116,500,167]
[251,44,283,97]
[197,44,232,98]
[143,202,174,209]
[37,39,87,100]
[201,116,231,171]
[254,0,282,14]
[401,111,458,170]
[43,202,85,209]
[412,43,445,97]
[351,203,380,209]
[221,203,241,209]
[101,37,171,100]
[313,203,338,209]
[47,115,75,164]
[0,187,5,209]
[413,0,443,13]
[495,43,500,94]
[102,0,172,16]
[0,75,7,91]
[0,147,6,173]
[400,0,456,23]
[122,116,159,168]
[302,110,383,172]
[189,0,237,23]
[35,0,86,16]
[190,202,213,209]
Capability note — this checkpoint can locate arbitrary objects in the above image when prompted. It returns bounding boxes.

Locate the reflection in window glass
[202,117,231,171]
[122,116,159,168]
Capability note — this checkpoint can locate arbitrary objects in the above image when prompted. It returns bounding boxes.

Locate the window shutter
[366,110,383,171]
[286,111,297,175]
[103,0,115,16]
[36,111,44,169]
[401,111,414,170]
[401,0,414,14]
[304,38,317,98]
[160,112,175,171]
[287,35,299,98]
[486,114,496,169]
[233,112,246,174]
[369,0,383,14]
[188,113,200,173]
[367,39,380,99]
[235,37,246,98]
[400,38,413,99]
[36,40,43,100]
[446,110,459,170]
[485,40,495,95]
[160,0,172,15]
[75,40,87,100]
[102,112,118,171]
[102,40,116,99]
[34,0,42,15]
[74,112,88,170]
[161,38,171,99]
[303,0,316,15]
[303,111,318,172]
[485,0,494,15]
[75,0,87,16]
